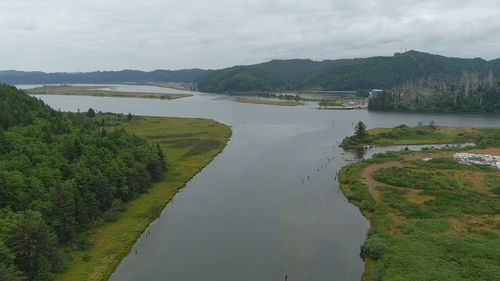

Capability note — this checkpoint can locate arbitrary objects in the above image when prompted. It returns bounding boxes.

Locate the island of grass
[340,121,499,149]
[27,85,192,100]
[319,99,343,107]
[234,97,304,106]
[54,115,231,281]
[339,127,500,281]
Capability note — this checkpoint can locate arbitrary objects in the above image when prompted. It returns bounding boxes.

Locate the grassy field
[341,123,500,148]
[235,97,304,106]
[27,85,192,99]
[339,143,500,280]
[367,126,477,145]
[54,116,231,281]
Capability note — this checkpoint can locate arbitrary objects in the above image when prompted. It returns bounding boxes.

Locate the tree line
[369,70,500,112]
[0,84,167,280]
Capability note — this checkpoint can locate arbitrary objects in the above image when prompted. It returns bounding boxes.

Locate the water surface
[35,86,500,281]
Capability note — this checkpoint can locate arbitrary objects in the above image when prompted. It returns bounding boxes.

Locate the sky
[1,0,500,72]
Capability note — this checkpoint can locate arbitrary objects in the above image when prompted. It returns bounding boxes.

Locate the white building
[369,89,383,98]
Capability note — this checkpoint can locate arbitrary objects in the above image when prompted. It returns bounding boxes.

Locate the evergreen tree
[355,121,368,141]
[86,108,96,118]
[9,212,62,281]
[0,85,168,279]
[0,262,25,281]
[50,182,76,243]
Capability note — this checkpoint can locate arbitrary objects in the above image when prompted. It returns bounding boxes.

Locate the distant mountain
[0,69,211,84]
[2,51,500,92]
[197,59,333,93]
[197,51,500,93]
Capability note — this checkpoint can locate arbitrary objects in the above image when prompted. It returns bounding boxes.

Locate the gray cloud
[1,0,499,72]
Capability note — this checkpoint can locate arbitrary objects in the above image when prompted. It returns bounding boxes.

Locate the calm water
[33,85,500,281]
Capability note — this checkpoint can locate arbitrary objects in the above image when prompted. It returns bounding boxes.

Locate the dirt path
[361,148,500,202]
[361,161,405,202]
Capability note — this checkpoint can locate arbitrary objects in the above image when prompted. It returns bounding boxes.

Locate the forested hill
[197,51,500,93]
[3,51,500,93]
[0,68,210,84]
[0,84,166,280]
[368,69,500,112]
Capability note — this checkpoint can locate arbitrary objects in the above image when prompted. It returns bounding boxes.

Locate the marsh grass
[27,85,192,100]
[340,148,500,281]
[235,97,304,106]
[53,116,231,281]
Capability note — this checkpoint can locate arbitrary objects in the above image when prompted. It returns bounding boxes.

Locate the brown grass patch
[405,189,435,204]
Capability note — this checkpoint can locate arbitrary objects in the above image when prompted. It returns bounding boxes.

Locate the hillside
[0,69,210,84]
[197,51,500,93]
[196,59,332,93]
[3,51,500,95]
[0,85,166,280]
[368,69,500,113]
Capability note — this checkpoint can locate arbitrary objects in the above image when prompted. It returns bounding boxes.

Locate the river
[28,85,500,281]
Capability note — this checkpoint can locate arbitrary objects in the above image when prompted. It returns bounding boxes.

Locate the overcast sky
[1,0,500,72]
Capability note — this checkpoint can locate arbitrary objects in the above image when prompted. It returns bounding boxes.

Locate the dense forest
[4,51,500,96]
[368,71,500,112]
[0,69,209,84]
[0,84,167,280]
[197,51,500,93]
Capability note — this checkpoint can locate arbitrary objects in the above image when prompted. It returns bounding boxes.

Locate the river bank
[340,124,493,149]
[54,116,231,281]
[27,85,192,99]
[234,96,304,106]
[36,88,500,281]
[339,127,500,281]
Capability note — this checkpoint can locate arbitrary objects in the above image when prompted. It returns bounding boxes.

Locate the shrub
[361,237,390,260]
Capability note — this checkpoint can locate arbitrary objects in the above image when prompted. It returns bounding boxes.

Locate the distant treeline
[369,71,500,112]
[4,51,500,96]
[0,69,209,84]
[0,85,166,280]
[196,50,500,93]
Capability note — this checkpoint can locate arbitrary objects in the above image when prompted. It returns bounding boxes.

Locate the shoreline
[54,116,232,281]
[26,85,193,100]
[339,143,500,280]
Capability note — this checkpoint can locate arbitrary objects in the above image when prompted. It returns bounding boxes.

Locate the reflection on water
[32,85,500,281]
[345,143,477,161]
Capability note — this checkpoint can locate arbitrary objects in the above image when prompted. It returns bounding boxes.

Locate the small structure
[453,153,500,169]
[369,89,383,98]
[317,105,361,110]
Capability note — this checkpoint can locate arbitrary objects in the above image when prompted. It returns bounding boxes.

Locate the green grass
[339,148,500,281]
[27,85,192,100]
[53,116,231,281]
[367,126,477,145]
[234,97,304,106]
[318,100,343,107]
[340,124,500,149]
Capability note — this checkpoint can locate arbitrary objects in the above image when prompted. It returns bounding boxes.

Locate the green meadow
[54,116,231,281]
[339,138,500,280]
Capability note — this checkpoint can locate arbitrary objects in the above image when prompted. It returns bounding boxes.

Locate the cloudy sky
[1,0,500,72]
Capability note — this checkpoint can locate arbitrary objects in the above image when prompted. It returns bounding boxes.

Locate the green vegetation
[234,97,303,106]
[340,153,500,280]
[339,126,500,281]
[27,85,192,100]
[0,85,231,281]
[0,69,209,84]
[318,99,343,107]
[54,116,230,281]
[340,122,500,148]
[256,92,303,101]
[197,50,500,93]
[369,72,500,112]
[0,85,166,280]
